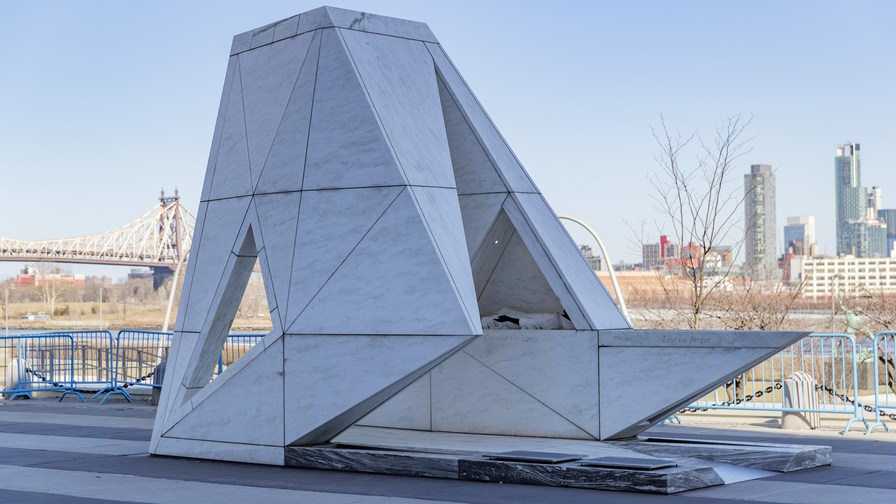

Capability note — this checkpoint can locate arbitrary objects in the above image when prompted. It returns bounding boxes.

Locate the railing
[1,330,266,404]
[686,333,866,433]
[5,328,896,435]
[0,334,85,402]
[868,331,896,434]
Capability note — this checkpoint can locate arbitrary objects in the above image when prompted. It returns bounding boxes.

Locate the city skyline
[1,1,895,279]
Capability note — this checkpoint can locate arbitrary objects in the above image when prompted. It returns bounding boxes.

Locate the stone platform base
[284,426,831,494]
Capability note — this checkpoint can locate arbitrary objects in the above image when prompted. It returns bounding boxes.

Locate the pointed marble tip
[231,6,438,55]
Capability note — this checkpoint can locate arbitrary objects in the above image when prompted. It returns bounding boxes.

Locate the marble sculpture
[150,6,807,465]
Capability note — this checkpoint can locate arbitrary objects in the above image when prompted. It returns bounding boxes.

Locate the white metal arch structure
[558,215,630,323]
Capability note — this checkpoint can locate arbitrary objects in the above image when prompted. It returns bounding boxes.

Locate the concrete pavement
[0,398,894,503]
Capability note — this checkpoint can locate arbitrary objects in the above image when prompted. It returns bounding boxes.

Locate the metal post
[99,287,104,330]
[163,250,189,333]
[4,288,8,337]
[558,215,630,323]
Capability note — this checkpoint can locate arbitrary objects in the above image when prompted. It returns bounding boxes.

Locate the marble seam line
[406,186,479,332]
[459,349,594,438]
[509,195,593,328]
[426,43,536,190]
[433,71,511,194]
[233,26,438,57]
[502,199,585,327]
[209,57,251,198]
[254,223,281,318]
[285,187,406,331]
[474,217,513,303]
[200,185,459,203]
[250,30,318,195]
[286,29,323,331]
[427,44,530,191]
[237,54,256,188]
[335,27,413,188]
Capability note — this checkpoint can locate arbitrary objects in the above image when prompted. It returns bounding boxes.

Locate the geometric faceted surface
[362,329,808,442]
[152,6,805,466]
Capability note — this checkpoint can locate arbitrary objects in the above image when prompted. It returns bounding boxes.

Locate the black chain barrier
[121,369,156,388]
[676,380,896,422]
[815,384,896,421]
[20,366,157,395]
[678,383,783,413]
[21,366,93,395]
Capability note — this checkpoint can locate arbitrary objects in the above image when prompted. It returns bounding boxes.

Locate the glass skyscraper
[835,143,865,256]
[744,164,777,279]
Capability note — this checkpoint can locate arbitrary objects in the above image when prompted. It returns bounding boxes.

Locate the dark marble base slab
[457,458,723,494]
[283,430,832,495]
[612,436,832,472]
[286,445,725,494]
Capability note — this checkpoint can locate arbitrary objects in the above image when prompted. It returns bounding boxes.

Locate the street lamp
[558,215,630,323]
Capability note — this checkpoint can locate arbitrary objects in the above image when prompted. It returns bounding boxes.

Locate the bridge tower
[152,189,185,290]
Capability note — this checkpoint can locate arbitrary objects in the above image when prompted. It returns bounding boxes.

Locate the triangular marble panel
[165,337,285,446]
[253,192,301,328]
[285,186,403,329]
[254,31,321,194]
[284,334,471,445]
[239,32,315,188]
[200,57,238,202]
[458,193,507,258]
[462,331,600,438]
[477,231,565,317]
[431,350,592,439]
[357,374,432,431]
[427,43,537,194]
[302,29,406,189]
[512,193,629,330]
[289,189,477,336]
[341,29,454,188]
[599,345,774,439]
[409,186,480,330]
[208,58,254,200]
[437,76,507,196]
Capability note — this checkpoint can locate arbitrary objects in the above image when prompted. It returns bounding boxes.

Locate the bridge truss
[0,191,195,277]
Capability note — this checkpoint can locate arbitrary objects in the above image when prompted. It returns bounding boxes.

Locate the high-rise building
[879,209,896,258]
[642,242,662,269]
[783,216,816,256]
[744,164,777,279]
[868,186,882,217]
[835,143,865,256]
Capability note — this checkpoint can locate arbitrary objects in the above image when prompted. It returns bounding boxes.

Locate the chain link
[815,384,896,421]
[678,383,782,413]
[19,366,157,395]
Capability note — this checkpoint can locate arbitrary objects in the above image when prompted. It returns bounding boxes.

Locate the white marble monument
[150,6,807,465]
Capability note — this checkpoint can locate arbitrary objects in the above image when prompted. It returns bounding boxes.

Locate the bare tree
[648,113,754,329]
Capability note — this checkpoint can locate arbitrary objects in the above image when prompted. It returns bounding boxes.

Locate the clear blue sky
[1,1,894,279]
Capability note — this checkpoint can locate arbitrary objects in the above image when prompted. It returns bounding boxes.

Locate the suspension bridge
[0,190,195,289]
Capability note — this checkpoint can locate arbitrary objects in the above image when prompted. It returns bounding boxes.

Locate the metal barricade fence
[63,330,117,393]
[0,334,85,402]
[869,331,896,433]
[685,333,866,434]
[95,330,172,404]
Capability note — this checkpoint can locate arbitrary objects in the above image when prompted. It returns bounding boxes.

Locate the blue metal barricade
[0,334,85,402]
[96,330,172,405]
[685,333,867,434]
[868,331,896,433]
